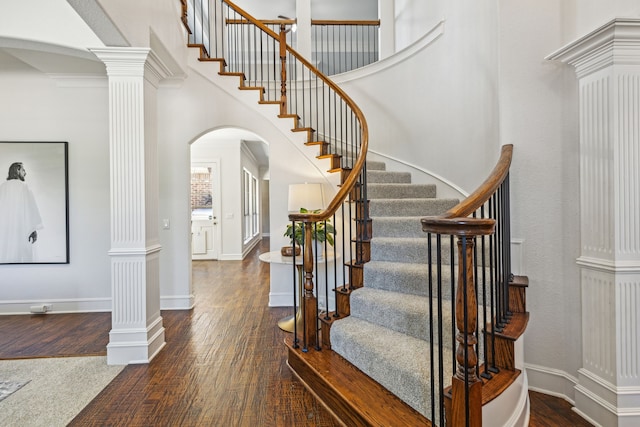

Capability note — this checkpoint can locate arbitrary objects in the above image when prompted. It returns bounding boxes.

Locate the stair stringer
[186,50,342,189]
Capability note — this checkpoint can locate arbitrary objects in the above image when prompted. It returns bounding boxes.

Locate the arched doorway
[189,128,270,261]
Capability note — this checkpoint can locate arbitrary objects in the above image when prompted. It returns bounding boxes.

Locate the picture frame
[0,141,69,264]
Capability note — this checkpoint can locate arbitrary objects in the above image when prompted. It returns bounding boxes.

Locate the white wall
[496,0,583,400]
[394,0,445,52]
[336,0,501,194]
[0,70,111,313]
[563,0,640,42]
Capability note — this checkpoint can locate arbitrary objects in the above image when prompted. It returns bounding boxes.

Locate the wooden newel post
[302,222,317,348]
[279,24,288,116]
[450,236,482,427]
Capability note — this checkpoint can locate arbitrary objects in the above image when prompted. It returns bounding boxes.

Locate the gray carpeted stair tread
[349,288,454,343]
[371,216,428,238]
[368,183,436,200]
[330,316,452,418]
[367,170,412,184]
[369,198,459,217]
[364,260,454,298]
[366,161,386,171]
[370,237,456,264]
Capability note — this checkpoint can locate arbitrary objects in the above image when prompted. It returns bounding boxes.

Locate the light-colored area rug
[0,356,124,427]
[0,380,30,402]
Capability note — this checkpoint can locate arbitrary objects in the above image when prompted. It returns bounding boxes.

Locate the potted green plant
[283,208,335,253]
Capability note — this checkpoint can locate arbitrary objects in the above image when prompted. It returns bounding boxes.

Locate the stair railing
[182,0,369,352]
[421,144,513,427]
[312,19,380,75]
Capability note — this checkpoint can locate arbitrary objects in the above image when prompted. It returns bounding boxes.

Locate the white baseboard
[0,297,112,315]
[0,294,195,314]
[525,362,578,404]
[160,294,194,310]
[269,292,293,307]
[218,253,243,260]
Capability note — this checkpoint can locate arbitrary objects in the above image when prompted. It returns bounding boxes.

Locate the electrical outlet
[43,304,53,312]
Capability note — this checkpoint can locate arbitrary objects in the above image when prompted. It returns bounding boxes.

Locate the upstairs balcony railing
[312,19,380,75]
[182,1,379,76]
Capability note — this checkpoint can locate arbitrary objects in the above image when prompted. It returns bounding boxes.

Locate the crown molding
[546,18,640,78]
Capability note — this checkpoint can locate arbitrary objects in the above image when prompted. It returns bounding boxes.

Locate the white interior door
[191,161,220,260]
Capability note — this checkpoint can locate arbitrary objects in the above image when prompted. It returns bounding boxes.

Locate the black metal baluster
[436,234,445,426]
[292,220,299,348]
[480,204,493,379]
[450,235,456,373]
[428,233,436,423]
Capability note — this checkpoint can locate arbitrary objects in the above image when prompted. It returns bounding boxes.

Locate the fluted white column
[548,19,640,427]
[91,47,165,365]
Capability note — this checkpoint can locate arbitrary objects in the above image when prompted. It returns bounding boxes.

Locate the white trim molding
[160,294,194,310]
[0,297,112,315]
[525,363,579,404]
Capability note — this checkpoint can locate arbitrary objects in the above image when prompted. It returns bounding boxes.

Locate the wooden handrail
[220,2,369,225]
[445,144,512,220]
[226,18,380,27]
[220,1,280,39]
[180,0,191,34]
[285,44,369,224]
[422,144,512,233]
[226,18,296,26]
[311,19,381,26]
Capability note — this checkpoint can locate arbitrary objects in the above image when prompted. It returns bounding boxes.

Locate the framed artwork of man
[0,141,69,264]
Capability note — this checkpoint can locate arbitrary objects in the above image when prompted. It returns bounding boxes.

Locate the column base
[107,315,165,365]
[574,369,640,427]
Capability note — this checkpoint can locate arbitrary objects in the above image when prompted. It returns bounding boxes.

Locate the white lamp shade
[288,183,324,212]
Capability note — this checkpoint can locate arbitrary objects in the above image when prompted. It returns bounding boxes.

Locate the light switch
[162,218,171,229]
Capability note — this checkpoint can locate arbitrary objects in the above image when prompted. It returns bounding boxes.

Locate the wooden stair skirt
[285,336,432,427]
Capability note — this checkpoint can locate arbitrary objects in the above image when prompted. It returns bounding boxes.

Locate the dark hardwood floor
[0,238,592,426]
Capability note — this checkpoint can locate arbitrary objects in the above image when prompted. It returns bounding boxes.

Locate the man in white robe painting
[0,162,43,263]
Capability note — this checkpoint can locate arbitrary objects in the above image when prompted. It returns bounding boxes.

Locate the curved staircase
[180,2,529,425]
[289,152,529,426]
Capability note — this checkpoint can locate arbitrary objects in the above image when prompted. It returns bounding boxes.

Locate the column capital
[546,18,640,78]
[90,47,150,76]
